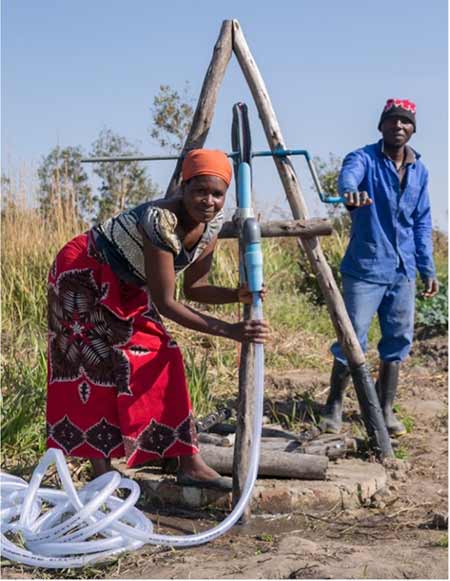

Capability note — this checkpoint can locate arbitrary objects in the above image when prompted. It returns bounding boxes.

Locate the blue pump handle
[231,148,345,204]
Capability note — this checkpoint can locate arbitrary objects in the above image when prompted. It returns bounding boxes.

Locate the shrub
[415,274,448,339]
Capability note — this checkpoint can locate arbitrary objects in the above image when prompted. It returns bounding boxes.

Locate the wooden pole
[232,19,364,367]
[232,328,254,522]
[219,218,332,239]
[202,444,328,479]
[165,21,233,198]
[232,20,393,458]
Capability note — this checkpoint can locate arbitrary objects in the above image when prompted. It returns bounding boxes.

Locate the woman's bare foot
[178,453,221,481]
[90,458,111,478]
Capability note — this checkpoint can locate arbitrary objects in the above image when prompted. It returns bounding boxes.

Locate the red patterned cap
[383,99,416,114]
[378,98,417,131]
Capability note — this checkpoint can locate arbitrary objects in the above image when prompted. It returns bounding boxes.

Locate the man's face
[381,115,415,148]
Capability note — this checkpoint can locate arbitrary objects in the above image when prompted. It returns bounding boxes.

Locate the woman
[46,149,269,490]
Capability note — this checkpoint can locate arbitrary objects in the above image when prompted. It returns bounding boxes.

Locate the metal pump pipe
[81,149,345,204]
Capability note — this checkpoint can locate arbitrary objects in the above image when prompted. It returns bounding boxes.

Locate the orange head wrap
[182,149,232,187]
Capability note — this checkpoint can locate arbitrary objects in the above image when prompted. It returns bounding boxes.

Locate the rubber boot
[320,359,351,434]
[376,361,406,437]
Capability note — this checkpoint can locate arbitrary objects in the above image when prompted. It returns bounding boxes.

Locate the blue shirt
[338,140,436,284]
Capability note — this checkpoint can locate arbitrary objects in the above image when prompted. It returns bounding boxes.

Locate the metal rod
[304,156,345,204]
[81,149,309,164]
[81,149,345,204]
[251,148,309,158]
[81,155,181,163]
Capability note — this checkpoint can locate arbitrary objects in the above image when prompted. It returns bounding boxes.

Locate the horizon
[2,1,448,230]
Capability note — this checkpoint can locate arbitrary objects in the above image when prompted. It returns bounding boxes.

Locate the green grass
[0,195,448,580]
[393,409,415,434]
[436,534,448,548]
[1,343,48,470]
[415,274,448,338]
[183,347,214,417]
[394,446,409,460]
[402,416,415,434]
[265,291,334,336]
[1,199,447,471]
[257,533,274,543]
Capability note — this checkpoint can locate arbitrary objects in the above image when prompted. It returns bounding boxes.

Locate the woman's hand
[228,319,270,343]
[237,283,266,304]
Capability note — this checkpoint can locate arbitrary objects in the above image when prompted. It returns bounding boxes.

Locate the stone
[113,457,387,515]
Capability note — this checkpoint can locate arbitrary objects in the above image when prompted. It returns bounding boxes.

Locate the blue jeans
[331,271,416,365]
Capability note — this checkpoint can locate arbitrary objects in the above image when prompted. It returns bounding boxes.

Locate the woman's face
[182,175,228,223]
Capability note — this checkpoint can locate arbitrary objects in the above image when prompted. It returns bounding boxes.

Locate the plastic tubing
[0,307,265,569]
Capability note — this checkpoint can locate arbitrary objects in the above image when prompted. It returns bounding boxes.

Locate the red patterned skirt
[46,232,199,467]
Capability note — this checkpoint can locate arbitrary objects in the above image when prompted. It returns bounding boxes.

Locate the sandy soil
[2,337,448,579]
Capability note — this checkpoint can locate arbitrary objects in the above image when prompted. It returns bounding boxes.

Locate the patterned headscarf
[182,149,232,186]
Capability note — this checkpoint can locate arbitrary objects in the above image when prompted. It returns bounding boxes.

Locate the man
[320,99,439,437]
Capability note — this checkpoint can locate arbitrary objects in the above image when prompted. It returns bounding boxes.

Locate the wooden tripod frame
[165,19,393,522]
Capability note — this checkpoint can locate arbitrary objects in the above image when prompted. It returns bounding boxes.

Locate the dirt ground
[2,337,448,579]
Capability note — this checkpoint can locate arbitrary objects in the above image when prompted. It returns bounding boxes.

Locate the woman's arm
[183,237,240,304]
[143,235,268,343]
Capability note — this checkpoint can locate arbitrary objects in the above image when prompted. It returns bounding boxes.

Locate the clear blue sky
[2,0,448,229]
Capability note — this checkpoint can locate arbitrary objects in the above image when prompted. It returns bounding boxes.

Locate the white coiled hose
[0,303,265,569]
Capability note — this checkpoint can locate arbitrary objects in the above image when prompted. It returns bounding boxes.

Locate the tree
[150,83,194,153]
[1,174,15,217]
[37,146,93,220]
[90,129,161,223]
[1,173,11,202]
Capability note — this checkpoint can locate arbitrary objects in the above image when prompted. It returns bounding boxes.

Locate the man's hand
[421,277,439,298]
[343,191,372,207]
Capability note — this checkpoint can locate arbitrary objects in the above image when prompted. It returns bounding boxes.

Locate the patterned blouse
[91,200,224,286]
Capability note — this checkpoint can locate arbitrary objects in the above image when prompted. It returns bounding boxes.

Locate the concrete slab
[113,458,387,514]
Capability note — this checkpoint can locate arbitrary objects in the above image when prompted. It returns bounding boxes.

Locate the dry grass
[1,174,448,471]
[2,180,85,344]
